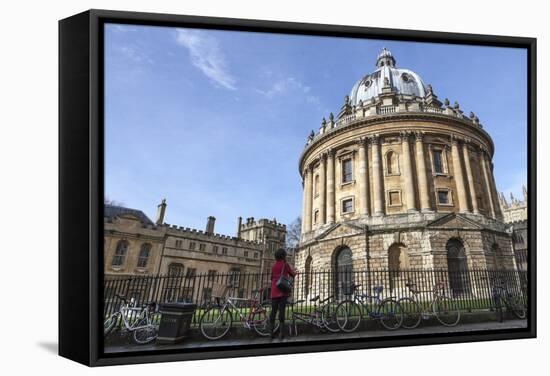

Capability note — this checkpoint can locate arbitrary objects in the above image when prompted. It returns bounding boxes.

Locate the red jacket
[270,259,296,299]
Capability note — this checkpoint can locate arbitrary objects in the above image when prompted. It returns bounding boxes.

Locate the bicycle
[288,294,341,336]
[103,294,159,344]
[199,284,275,340]
[398,281,460,328]
[491,277,526,322]
[335,283,403,332]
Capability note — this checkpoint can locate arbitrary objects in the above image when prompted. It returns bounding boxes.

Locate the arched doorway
[388,243,409,291]
[446,238,471,296]
[334,247,353,298]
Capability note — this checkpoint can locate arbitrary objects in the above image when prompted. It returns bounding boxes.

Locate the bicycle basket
[212,283,229,299]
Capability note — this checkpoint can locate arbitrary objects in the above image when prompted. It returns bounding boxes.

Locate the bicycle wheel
[103,313,119,337]
[252,302,279,337]
[399,297,421,329]
[433,296,460,327]
[508,295,526,319]
[200,306,233,340]
[133,319,158,345]
[336,300,361,332]
[378,299,403,330]
[321,302,340,333]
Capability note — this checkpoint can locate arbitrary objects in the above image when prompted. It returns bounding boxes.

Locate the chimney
[205,216,216,234]
[236,216,242,239]
[155,198,167,225]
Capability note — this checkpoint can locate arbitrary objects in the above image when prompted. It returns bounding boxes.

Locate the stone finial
[329,112,334,122]
[358,99,364,108]
[309,130,315,140]
[155,198,167,225]
[453,101,460,109]
[469,111,475,119]
[321,117,326,126]
[383,77,390,87]
[427,84,433,94]
[344,95,350,104]
[371,97,375,104]
[444,98,450,107]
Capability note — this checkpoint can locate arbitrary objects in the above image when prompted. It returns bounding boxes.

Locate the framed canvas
[59,9,536,366]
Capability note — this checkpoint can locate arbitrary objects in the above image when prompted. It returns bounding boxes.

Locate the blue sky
[104,24,527,235]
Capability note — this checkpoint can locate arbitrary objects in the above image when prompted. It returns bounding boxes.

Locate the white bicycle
[104,294,159,344]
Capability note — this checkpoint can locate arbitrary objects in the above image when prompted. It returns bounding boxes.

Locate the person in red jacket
[269,248,297,340]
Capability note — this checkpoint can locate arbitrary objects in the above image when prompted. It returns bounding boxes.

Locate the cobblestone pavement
[105,319,527,354]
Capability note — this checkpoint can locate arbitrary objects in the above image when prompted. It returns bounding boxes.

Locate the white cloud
[118,46,154,65]
[255,77,320,104]
[175,29,236,90]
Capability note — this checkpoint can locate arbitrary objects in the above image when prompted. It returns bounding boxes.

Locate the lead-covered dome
[349,48,428,106]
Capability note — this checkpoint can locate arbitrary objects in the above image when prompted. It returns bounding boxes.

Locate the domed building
[295,48,518,297]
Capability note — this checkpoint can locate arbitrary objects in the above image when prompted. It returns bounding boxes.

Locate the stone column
[303,165,313,232]
[450,135,469,213]
[300,170,308,233]
[485,151,503,220]
[400,131,416,212]
[462,140,479,214]
[414,131,431,212]
[319,153,327,224]
[370,135,384,215]
[326,149,336,223]
[357,138,369,217]
[479,147,496,219]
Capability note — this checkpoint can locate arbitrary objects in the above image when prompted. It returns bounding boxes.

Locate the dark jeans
[270,296,287,328]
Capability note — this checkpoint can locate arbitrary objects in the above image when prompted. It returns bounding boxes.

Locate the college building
[103,199,286,281]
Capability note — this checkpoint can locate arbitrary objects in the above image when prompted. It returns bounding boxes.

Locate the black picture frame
[59,8,536,367]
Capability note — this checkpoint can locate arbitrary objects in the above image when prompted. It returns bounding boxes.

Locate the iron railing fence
[103,268,528,326]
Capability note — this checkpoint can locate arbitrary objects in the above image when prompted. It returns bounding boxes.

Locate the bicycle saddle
[373,285,384,293]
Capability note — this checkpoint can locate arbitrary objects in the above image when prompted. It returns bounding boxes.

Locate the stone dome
[349,48,428,106]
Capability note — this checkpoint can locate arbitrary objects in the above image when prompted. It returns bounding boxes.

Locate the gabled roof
[315,221,366,241]
[426,212,482,230]
[104,204,154,226]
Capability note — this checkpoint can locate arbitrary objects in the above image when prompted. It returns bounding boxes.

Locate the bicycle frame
[406,283,448,317]
[111,299,153,332]
[218,290,267,330]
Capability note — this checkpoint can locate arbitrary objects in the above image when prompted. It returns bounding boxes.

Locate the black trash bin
[157,303,197,344]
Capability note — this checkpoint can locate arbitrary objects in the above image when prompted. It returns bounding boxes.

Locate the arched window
[334,247,353,298]
[385,150,399,175]
[111,240,128,267]
[304,256,313,297]
[167,263,184,276]
[446,238,471,296]
[388,243,408,291]
[137,243,151,268]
